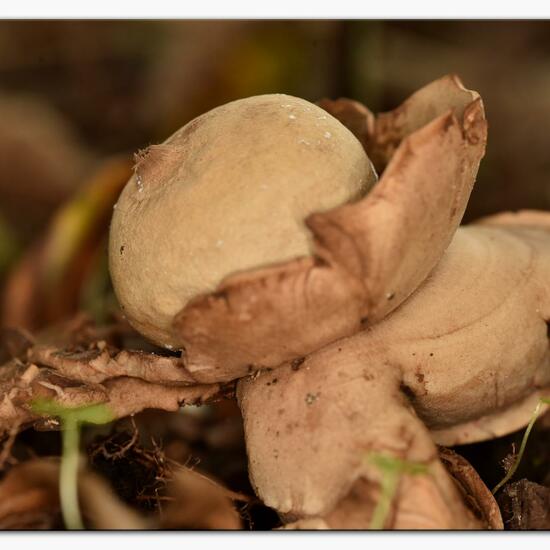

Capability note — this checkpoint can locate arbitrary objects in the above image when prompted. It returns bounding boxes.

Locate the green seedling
[492,397,550,495]
[365,453,429,530]
[31,399,114,530]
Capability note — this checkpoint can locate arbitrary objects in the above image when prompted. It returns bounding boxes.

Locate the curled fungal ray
[174,75,487,383]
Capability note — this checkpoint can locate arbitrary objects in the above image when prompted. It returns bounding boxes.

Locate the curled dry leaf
[0,459,62,529]
[0,357,221,439]
[0,319,224,439]
[438,447,503,530]
[159,466,247,529]
[28,344,196,385]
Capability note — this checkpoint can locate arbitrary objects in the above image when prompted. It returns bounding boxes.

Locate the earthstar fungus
[107,75,550,528]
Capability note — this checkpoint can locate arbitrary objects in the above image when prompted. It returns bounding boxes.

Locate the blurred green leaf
[365,452,429,529]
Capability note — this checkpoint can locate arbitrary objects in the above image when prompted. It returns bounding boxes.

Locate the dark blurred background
[1,20,549,331]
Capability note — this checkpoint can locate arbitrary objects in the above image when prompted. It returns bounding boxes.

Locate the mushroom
[107,75,549,528]
[109,94,377,349]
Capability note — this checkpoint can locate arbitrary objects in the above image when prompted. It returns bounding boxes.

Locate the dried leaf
[438,447,503,529]
[0,459,62,529]
[0,320,226,439]
[0,458,147,529]
[160,465,247,529]
[28,344,196,385]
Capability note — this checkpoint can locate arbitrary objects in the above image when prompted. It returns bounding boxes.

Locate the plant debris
[497,480,550,530]
[0,316,230,442]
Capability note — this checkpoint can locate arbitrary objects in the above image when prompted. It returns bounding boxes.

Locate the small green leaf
[31,398,114,425]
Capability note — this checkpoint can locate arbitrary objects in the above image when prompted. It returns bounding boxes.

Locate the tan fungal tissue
[107,75,550,529]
